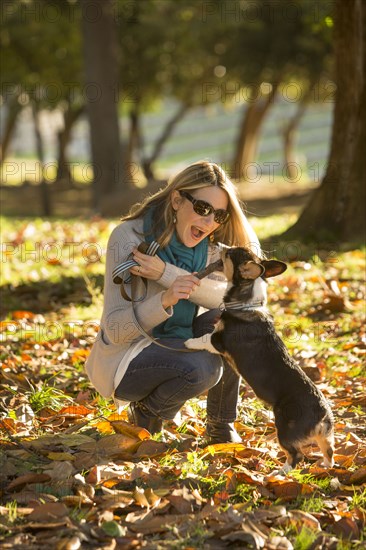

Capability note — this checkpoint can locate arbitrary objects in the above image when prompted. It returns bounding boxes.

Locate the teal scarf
[143,206,208,339]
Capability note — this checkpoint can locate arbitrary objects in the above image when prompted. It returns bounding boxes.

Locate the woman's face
[171,186,229,248]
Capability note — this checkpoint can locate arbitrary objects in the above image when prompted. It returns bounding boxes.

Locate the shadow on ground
[1,274,104,318]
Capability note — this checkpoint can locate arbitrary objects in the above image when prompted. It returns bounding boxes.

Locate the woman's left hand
[129,248,166,280]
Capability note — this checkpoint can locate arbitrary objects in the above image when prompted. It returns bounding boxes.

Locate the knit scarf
[143,206,208,339]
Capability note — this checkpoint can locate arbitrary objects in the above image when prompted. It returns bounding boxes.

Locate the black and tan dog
[186,247,334,473]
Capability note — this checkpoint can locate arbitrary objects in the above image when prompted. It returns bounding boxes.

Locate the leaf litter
[0,218,365,548]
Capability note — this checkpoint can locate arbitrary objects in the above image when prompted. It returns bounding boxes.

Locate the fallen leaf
[27,502,69,521]
[58,404,93,417]
[96,434,141,457]
[110,419,151,440]
[134,439,169,457]
[7,473,51,493]
[333,517,360,540]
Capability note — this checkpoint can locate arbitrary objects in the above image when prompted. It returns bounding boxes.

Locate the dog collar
[220,300,265,312]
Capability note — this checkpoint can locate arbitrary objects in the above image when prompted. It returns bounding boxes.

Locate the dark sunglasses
[179,190,230,224]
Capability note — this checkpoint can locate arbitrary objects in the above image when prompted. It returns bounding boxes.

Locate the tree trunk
[232,83,278,180]
[56,104,84,182]
[142,102,191,181]
[81,0,125,211]
[282,85,313,180]
[124,105,143,185]
[32,103,51,216]
[284,0,366,242]
[0,98,22,165]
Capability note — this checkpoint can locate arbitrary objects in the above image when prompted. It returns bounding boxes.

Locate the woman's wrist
[161,291,171,310]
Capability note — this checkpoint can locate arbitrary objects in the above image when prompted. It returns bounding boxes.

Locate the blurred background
[0,0,335,217]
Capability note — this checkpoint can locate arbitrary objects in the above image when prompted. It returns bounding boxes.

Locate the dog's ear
[261,260,287,278]
[239,261,265,280]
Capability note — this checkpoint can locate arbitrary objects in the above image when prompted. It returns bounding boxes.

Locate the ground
[0,180,365,549]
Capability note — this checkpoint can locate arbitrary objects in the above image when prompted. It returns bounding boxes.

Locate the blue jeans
[114,309,241,422]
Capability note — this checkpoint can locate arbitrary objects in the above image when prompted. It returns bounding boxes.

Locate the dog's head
[221,246,287,304]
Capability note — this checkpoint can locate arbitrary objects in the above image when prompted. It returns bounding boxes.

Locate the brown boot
[127,402,163,435]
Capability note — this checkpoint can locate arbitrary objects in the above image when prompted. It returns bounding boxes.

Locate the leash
[112,241,223,353]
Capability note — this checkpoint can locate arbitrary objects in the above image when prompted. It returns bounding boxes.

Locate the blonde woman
[86,161,261,443]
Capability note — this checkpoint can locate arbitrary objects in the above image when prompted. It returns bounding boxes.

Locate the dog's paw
[185,338,203,350]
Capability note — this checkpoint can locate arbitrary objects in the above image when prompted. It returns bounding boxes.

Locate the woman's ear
[262,260,287,278]
[170,190,182,211]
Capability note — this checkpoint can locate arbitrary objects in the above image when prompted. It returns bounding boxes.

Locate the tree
[116,0,225,181]
[283,0,366,242]
[209,0,333,180]
[81,0,125,209]
[0,0,83,183]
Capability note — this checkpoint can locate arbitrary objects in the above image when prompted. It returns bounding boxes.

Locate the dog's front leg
[185,333,221,354]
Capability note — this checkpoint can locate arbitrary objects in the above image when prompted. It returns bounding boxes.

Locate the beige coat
[85,218,228,397]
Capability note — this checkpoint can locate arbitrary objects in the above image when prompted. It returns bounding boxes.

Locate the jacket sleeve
[157,245,228,310]
[101,224,173,345]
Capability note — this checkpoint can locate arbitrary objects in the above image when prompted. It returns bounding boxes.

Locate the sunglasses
[179,190,230,224]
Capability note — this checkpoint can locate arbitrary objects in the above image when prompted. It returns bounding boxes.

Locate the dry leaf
[110,419,151,440]
[27,502,69,521]
[7,473,51,493]
[96,434,141,457]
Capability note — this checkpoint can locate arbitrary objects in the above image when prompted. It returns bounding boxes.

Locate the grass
[27,380,73,413]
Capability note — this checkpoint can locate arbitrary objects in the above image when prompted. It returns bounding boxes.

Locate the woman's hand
[161,274,200,309]
[129,248,166,280]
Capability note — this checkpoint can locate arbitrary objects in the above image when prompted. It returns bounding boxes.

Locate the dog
[186,247,334,473]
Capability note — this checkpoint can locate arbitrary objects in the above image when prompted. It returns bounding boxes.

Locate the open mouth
[191,226,205,240]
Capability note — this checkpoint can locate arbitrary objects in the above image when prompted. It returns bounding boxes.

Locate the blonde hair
[122,160,260,254]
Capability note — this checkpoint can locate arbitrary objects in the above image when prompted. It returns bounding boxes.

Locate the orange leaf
[334,454,355,468]
[58,405,93,417]
[12,310,35,320]
[0,418,17,434]
[71,349,90,364]
[107,413,126,421]
[110,420,150,441]
[203,442,244,454]
[96,420,114,435]
[266,479,314,499]
[213,491,229,505]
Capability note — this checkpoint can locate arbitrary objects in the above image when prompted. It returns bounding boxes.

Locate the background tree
[81,0,125,210]
[283,0,366,242]
[116,0,227,181]
[0,0,83,184]
[206,0,333,180]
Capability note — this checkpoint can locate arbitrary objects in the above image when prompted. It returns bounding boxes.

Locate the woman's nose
[202,213,215,227]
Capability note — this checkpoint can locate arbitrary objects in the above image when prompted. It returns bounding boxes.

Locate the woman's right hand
[161,274,200,309]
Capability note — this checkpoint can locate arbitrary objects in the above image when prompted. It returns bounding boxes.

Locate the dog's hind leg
[315,431,335,468]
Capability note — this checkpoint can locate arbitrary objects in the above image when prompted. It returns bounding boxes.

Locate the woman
[86,161,261,443]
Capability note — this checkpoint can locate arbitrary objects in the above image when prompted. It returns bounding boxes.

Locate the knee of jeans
[185,354,222,388]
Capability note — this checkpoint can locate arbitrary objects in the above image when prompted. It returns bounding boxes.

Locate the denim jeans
[114,309,241,422]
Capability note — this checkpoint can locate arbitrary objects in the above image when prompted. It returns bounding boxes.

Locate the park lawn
[0,216,365,549]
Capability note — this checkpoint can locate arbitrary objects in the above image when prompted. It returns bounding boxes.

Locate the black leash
[112,241,223,353]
